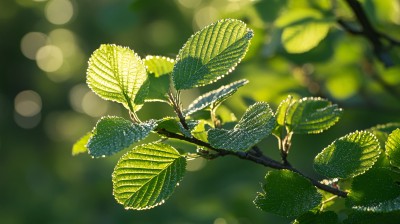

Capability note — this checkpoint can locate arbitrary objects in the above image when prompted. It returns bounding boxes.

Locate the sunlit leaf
[87,116,156,158]
[285,97,342,134]
[293,211,338,224]
[208,102,276,151]
[173,19,253,90]
[144,55,174,78]
[386,129,400,168]
[314,131,381,178]
[112,142,186,210]
[276,8,333,53]
[368,123,400,147]
[184,79,249,116]
[72,132,91,156]
[87,44,147,111]
[254,170,322,217]
[347,168,400,212]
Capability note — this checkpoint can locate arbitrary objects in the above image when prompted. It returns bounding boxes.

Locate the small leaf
[87,116,156,158]
[254,170,322,217]
[293,211,338,224]
[112,142,186,210]
[87,44,147,111]
[276,9,333,53]
[144,55,174,78]
[286,97,342,134]
[314,131,381,178]
[173,19,253,90]
[275,95,294,126]
[368,123,400,147]
[208,102,276,151]
[184,79,249,116]
[386,129,400,168]
[72,132,91,155]
[347,168,400,212]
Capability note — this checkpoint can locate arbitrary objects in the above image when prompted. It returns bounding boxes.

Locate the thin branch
[167,91,189,130]
[338,0,400,67]
[157,128,348,198]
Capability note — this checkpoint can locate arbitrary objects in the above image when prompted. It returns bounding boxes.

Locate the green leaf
[343,211,400,224]
[347,168,400,212]
[208,102,276,151]
[386,129,400,168]
[368,123,400,147]
[184,79,249,116]
[314,131,381,178]
[276,8,333,53]
[144,55,174,78]
[286,97,342,134]
[72,132,91,155]
[173,19,253,90]
[112,142,186,210]
[87,116,156,158]
[254,170,322,217]
[275,95,294,126]
[293,211,338,224]
[87,44,147,111]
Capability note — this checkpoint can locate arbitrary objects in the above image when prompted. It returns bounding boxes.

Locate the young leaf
[72,132,91,155]
[368,123,400,147]
[314,131,381,178]
[144,55,174,78]
[87,44,147,111]
[112,142,186,210]
[275,8,333,53]
[173,19,253,90]
[293,211,338,224]
[347,168,400,212]
[386,129,400,168]
[285,97,342,134]
[87,116,156,158]
[208,102,276,152]
[254,170,322,217]
[275,95,294,126]
[184,79,249,116]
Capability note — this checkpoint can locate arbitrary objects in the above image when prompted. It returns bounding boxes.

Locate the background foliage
[1,0,399,223]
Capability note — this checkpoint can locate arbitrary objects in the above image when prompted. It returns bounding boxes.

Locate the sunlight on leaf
[112,142,186,210]
[72,132,91,155]
[386,129,400,168]
[208,102,275,151]
[87,116,156,158]
[314,131,381,178]
[173,19,253,90]
[87,44,147,111]
[184,79,249,116]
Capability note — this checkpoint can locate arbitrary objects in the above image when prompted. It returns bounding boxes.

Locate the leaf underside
[208,102,276,152]
[87,44,147,111]
[172,19,253,90]
[112,142,186,210]
[87,116,156,158]
[184,79,249,116]
[314,131,381,178]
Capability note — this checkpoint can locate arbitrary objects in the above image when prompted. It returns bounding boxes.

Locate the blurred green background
[1,0,400,223]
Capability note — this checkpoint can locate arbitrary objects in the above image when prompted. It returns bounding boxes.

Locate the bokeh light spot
[45,0,74,25]
[186,157,206,172]
[81,91,109,117]
[14,90,42,117]
[20,32,49,60]
[194,6,219,29]
[49,29,77,57]
[178,0,202,9]
[36,45,63,72]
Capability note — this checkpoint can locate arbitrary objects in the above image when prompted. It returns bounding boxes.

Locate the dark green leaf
[87,116,156,158]
[293,211,338,224]
[314,131,381,178]
[254,170,322,217]
[343,211,400,224]
[368,123,400,147]
[112,142,186,210]
[208,102,276,151]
